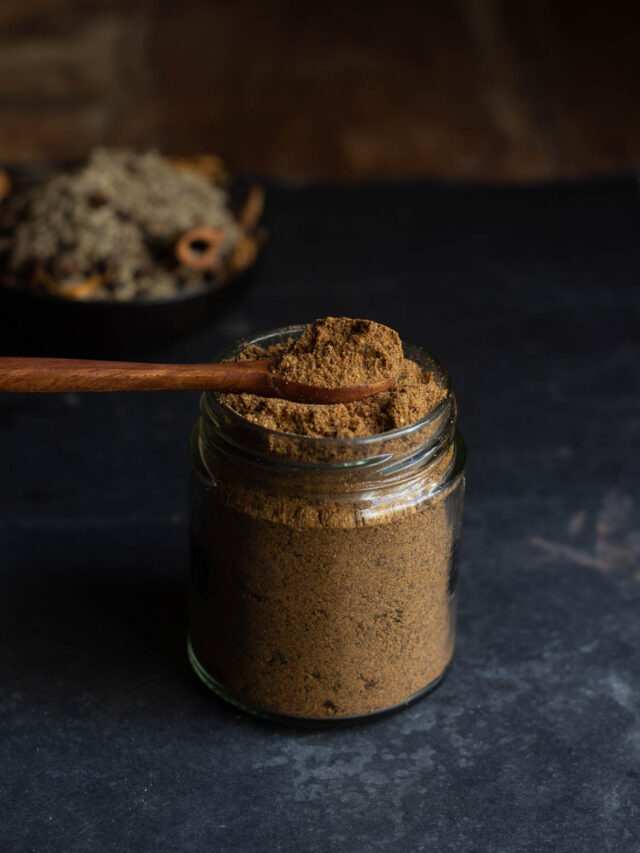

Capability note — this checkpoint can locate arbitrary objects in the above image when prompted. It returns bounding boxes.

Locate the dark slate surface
[1,176,640,852]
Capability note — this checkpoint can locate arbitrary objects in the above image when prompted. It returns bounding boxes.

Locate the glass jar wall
[188,327,466,724]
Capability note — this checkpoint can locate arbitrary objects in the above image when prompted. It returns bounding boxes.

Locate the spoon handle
[0,357,271,393]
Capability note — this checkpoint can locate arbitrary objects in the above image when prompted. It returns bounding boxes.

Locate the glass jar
[188,326,466,724]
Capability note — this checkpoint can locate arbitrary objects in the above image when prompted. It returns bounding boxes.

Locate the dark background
[1,176,640,853]
[1,0,640,180]
[1,3,640,851]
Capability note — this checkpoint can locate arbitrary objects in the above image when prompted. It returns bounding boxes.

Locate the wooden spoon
[0,357,394,404]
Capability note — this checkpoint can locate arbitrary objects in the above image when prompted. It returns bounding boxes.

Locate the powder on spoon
[274,316,403,388]
[221,317,445,439]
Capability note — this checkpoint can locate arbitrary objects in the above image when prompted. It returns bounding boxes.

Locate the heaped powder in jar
[223,317,445,439]
[188,317,465,721]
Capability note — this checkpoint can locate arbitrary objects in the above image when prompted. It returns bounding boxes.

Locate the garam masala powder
[188,317,466,722]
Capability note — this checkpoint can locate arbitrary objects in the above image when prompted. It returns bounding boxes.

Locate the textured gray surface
[1,177,639,851]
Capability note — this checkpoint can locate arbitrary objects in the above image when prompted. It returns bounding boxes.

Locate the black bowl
[0,161,266,358]
[0,272,259,358]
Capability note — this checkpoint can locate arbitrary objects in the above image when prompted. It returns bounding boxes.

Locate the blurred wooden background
[1,0,639,180]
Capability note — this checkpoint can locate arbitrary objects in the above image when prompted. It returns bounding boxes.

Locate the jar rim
[200,324,453,464]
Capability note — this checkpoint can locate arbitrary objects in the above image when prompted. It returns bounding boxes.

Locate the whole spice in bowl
[0,148,265,302]
[188,317,466,723]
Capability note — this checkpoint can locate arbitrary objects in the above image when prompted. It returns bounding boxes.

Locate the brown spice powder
[275,316,404,389]
[222,317,445,439]
[189,485,459,718]
[188,318,463,720]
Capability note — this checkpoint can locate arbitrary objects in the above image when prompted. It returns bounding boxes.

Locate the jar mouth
[199,325,455,470]
[206,323,451,437]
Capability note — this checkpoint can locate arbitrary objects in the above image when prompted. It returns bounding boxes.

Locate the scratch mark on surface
[603,672,635,713]
[529,537,609,571]
[531,490,640,577]
[568,510,586,536]
[595,491,639,571]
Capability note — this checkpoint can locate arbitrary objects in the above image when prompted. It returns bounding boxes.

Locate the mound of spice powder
[222,317,445,438]
[276,316,403,388]
[188,317,463,720]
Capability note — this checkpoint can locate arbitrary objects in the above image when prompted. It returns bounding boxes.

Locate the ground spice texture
[189,318,462,720]
[275,316,404,389]
[222,317,445,439]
